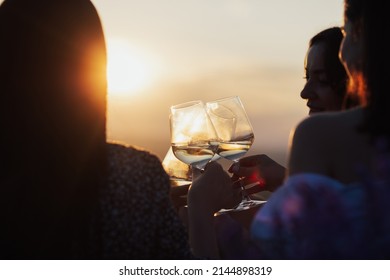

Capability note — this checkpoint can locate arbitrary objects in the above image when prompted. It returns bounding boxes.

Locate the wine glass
[162,146,192,186]
[206,96,264,212]
[162,146,193,209]
[169,100,218,175]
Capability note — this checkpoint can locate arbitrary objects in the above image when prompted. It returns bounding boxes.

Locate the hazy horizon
[96,0,344,166]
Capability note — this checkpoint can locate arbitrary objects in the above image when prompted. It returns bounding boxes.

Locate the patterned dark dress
[97,142,193,259]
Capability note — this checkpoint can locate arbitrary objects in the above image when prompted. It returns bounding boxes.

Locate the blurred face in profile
[300,42,344,115]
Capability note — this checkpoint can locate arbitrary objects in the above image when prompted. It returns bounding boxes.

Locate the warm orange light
[106,38,152,96]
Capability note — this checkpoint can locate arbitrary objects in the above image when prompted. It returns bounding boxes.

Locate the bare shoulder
[288,107,364,176]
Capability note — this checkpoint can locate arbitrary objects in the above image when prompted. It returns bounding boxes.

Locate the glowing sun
[106,38,152,96]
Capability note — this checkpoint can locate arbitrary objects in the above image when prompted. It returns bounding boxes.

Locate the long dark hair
[344,0,390,140]
[0,0,107,258]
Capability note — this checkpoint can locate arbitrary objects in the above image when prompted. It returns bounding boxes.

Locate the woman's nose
[300,82,315,100]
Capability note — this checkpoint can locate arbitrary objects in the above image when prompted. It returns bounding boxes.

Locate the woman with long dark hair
[188,0,390,259]
[0,0,191,259]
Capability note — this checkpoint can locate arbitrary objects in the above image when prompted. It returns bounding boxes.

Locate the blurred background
[95,0,344,165]
[6,0,345,166]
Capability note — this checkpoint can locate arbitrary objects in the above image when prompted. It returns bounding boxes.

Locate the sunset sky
[92,0,344,165]
[3,0,345,165]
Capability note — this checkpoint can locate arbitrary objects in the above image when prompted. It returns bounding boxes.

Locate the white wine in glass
[206,96,264,212]
[162,147,192,186]
[170,100,218,172]
[216,135,254,162]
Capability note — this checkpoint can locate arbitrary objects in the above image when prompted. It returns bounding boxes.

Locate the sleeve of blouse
[252,148,390,259]
[250,174,351,259]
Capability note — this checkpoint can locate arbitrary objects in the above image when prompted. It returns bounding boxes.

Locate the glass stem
[240,181,252,202]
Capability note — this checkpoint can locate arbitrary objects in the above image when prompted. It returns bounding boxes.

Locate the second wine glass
[206,96,264,212]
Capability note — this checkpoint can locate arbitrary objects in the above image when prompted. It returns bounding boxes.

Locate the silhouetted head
[0,0,107,258]
[300,27,350,115]
[0,0,107,143]
[341,0,390,139]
